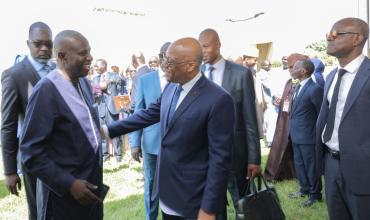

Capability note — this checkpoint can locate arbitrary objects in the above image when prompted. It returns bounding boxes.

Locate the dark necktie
[293,84,301,100]
[208,66,215,81]
[323,69,347,143]
[167,84,183,125]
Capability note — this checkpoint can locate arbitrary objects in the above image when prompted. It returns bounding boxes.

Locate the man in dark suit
[103,37,235,220]
[316,17,370,220]
[288,60,323,207]
[1,22,54,220]
[198,29,261,217]
[92,59,123,162]
[129,42,171,220]
[20,30,103,220]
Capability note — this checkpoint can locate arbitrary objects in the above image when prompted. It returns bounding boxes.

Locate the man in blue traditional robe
[20,30,103,220]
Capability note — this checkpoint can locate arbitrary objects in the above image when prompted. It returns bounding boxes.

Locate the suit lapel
[292,79,312,112]
[341,58,370,122]
[163,76,205,138]
[22,58,41,86]
[221,61,232,91]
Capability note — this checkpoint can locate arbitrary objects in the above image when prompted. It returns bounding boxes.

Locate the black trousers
[162,206,226,220]
[22,164,37,220]
[324,152,370,220]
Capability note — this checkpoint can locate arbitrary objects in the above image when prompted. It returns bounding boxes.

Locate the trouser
[292,143,322,199]
[22,164,37,220]
[143,152,159,220]
[324,152,370,220]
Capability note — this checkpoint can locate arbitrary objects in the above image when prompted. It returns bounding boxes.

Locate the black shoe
[288,191,308,199]
[303,198,322,207]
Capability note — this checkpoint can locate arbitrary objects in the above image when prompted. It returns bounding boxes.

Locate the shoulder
[139,70,158,81]
[225,61,252,78]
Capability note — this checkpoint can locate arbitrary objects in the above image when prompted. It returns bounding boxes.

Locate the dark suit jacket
[290,78,323,144]
[108,74,235,217]
[1,58,42,175]
[316,57,370,195]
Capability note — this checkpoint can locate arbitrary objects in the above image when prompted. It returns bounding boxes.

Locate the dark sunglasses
[29,40,53,49]
[326,31,360,40]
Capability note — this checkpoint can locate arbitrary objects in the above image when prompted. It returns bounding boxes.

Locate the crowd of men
[1,17,369,220]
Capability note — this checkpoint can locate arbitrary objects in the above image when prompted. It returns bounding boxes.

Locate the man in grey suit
[316,17,370,220]
[92,59,123,161]
[198,29,261,218]
[1,21,54,220]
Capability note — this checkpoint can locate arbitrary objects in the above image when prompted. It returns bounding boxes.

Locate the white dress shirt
[160,72,202,216]
[158,68,167,92]
[322,54,365,151]
[294,77,310,99]
[205,58,226,86]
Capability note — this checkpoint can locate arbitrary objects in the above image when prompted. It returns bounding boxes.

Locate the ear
[26,40,31,48]
[58,51,66,61]
[354,34,365,47]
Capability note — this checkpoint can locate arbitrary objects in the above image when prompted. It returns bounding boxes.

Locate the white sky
[0,0,367,72]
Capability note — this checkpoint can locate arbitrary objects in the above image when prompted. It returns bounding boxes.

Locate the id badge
[282,100,290,112]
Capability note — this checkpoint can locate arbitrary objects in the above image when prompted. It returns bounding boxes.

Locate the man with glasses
[1,21,54,220]
[129,42,170,220]
[103,38,235,220]
[148,56,160,71]
[316,17,370,220]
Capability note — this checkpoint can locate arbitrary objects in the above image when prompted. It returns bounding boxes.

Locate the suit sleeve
[1,70,20,175]
[311,85,324,116]
[20,82,76,196]
[128,77,145,148]
[243,69,261,164]
[108,95,161,138]
[201,93,235,213]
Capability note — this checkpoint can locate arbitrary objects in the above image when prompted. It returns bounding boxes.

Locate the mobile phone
[101,184,110,201]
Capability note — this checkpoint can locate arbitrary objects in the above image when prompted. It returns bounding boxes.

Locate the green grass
[0,152,328,220]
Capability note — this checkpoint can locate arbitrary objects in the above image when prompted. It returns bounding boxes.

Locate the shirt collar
[27,55,47,72]
[299,77,311,87]
[207,57,225,70]
[181,72,202,93]
[340,54,365,73]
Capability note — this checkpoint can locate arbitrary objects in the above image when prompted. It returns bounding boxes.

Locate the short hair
[199,28,220,43]
[53,30,83,55]
[96,59,107,66]
[29,22,51,38]
[300,60,315,75]
[160,42,171,55]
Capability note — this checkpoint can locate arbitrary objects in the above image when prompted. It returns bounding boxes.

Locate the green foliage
[305,40,335,66]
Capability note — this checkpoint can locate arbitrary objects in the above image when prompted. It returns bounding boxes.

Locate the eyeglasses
[326,31,360,40]
[162,55,194,68]
[29,40,53,49]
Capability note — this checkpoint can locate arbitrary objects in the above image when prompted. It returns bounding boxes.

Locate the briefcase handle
[247,174,271,195]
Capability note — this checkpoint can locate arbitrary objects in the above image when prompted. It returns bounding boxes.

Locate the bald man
[104,38,235,220]
[20,30,103,220]
[316,17,370,219]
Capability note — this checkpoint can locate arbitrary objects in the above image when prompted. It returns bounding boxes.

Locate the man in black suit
[316,17,370,220]
[198,29,261,218]
[1,21,54,220]
[288,60,323,207]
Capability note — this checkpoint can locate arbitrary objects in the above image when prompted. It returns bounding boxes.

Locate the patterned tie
[323,69,347,143]
[293,84,301,100]
[167,84,183,126]
[208,66,215,81]
[41,64,51,77]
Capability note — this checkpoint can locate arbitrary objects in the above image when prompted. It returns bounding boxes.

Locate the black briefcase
[237,174,285,220]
